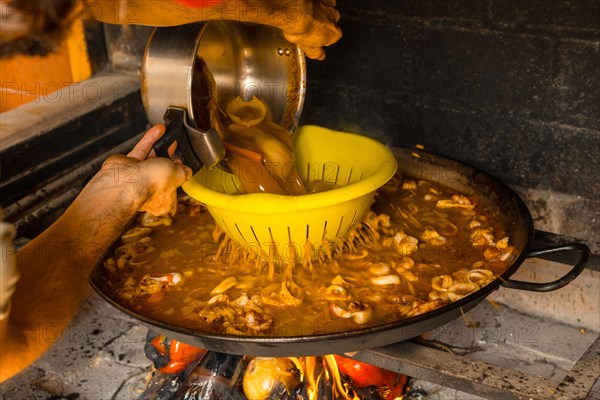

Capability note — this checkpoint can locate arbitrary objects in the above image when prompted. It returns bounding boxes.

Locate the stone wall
[302,0,599,244]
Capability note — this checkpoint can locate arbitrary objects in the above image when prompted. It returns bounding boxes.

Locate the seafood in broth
[101,175,515,336]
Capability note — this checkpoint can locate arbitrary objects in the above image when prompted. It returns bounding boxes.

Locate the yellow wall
[0,20,92,113]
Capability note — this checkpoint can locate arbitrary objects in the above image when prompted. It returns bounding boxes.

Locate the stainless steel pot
[141,21,306,172]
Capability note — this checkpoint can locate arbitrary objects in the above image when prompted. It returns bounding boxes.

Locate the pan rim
[89,146,535,356]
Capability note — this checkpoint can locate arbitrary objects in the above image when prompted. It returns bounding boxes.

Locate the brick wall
[301,0,599,243]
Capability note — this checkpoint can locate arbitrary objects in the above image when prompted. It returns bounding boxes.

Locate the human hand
[279,0,342,60]
[98,125,192,216]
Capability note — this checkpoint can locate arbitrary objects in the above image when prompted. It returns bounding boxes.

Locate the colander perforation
[268,227,276,248]
[250,226,262,250]
[234,223,247,243]
[335,215,344,237]
[334,164,341,185]
[345,167,353,185]
[348,209,359,234]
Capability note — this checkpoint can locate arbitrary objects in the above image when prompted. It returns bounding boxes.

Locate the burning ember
[140,333,407,399]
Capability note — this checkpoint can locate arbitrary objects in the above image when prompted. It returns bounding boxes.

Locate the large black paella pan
[90,147,589,357]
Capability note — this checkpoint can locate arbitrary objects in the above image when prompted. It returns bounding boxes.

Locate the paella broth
[102,176,514,336]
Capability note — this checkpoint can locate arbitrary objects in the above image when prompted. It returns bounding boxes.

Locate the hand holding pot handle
[153,109,183,159]
[154,108,203,173]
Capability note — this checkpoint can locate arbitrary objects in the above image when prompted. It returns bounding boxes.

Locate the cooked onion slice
[226,95,267,126]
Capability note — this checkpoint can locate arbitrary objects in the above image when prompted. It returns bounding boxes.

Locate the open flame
[143,335,407,399]
[323,355,361,400]
[304,356,321,400]
[241,354,375,399]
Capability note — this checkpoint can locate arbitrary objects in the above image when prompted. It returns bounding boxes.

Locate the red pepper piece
[160,340,207,374]
[333,355,408,400]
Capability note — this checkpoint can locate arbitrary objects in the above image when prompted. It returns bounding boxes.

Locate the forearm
[85,0,340,59]
[86,0,313,34]
[0,124,187,381]
[12,177,143,328]
[0,172,144,381]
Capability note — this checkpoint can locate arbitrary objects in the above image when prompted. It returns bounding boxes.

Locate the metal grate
[353,337,600,399]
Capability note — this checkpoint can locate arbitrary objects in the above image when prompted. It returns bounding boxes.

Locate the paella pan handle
[501,243,591,292]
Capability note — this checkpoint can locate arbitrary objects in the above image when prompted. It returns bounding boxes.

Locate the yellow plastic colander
[182,125,398,260]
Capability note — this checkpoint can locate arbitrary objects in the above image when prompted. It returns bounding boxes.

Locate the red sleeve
[174,0,225,8]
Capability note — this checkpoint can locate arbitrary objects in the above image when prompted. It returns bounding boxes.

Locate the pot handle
[154,107,202,172]
[501,243,591,292]
[154,107,182,158]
